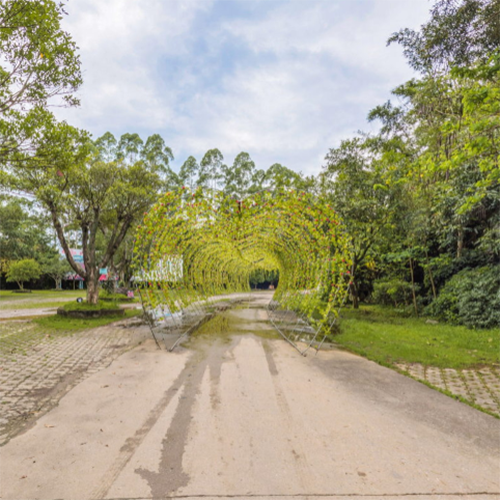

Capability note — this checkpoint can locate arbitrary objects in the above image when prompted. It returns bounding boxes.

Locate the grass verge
[35,309,141,331]
[333,305,499,369]
[0,289,84,307]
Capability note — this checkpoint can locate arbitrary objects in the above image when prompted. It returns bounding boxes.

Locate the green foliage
[199,149,225,190]
[99,290,136,302]
[388,0,500,72]
[2,129,174,304]
[178,156,200,190]
[0,0,81,109]
[40,253,71,289]
[223,152,257,199]
[0,195,54,267]
[427,266,500,328]
[249,268,279,287]
[320,136,399,307]
[372,279,417,307]
[0,0,82,163]
[6,258,41,289]
[320,0,499,319]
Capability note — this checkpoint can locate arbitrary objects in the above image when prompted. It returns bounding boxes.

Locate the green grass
[35,309,141,331]
[0,289,84,308]
[333,305,500,369]
[62,300,121,311]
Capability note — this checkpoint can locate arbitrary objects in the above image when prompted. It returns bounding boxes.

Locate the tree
[263,163,303,191]
[199,148,225,190]
[321,137,400,308]
[94,132,117,162]
[0,196,48,260]
[388,0,500,74]
[0,194,55,271]
[179,156,199,190]
[41,253,71,290]
[2,127,170,304]
[142,134,174,177]
[0,0,82,162]
[117,133,143,163]
[6,258,41,290]
[223,152,256,199]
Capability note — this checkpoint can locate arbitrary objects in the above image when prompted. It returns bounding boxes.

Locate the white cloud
[223,0,430,80]
[54,0,431,176]
[57,0,213,131]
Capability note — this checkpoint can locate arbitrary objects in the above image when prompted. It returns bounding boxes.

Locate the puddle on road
[185,302,280,347]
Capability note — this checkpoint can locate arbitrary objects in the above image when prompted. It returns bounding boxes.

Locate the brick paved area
[0,318,149,445]
[395,362,500,416]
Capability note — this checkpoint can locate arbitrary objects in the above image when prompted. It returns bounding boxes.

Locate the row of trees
[1,127,313,299]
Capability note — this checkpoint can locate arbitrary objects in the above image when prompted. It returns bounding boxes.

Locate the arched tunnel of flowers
[132,188,352,352]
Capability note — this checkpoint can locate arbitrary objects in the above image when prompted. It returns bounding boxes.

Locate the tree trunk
[86,267,100,305]
[409,257,418,316]
[457,229,464,259]
[350,281,360,309]
[425,251,437,300]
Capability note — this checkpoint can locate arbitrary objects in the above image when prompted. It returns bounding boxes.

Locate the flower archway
[133,188,352,352]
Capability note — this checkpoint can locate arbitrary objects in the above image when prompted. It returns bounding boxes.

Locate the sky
[55,0,432,177]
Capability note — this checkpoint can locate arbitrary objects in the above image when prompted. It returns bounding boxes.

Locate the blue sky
[56,0,432,176]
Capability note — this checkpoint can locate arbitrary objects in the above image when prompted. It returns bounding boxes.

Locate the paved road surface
[1,294,499,500]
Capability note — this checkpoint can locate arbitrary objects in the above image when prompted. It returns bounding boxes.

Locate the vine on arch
[132,188,352,352]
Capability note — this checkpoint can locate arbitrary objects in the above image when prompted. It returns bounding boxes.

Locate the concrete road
[1,294,499,500]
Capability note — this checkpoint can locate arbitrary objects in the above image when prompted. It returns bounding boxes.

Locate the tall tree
[179,156,199,190]
[263,163,304,191]
[2,126,169,303]
[199,148,225,190]
[223,152,256,199]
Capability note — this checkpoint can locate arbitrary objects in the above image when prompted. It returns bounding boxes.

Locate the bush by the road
[426,266,500,329]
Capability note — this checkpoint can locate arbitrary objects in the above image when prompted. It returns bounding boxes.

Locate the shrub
[63,300,120,311]
[372,279,417,307]
[426,266,500,329]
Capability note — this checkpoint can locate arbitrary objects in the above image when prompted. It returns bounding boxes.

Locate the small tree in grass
[41,254,71,290]
[6,259,41,291]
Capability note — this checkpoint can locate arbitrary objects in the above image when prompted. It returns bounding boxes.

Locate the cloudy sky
[55,0,432,176]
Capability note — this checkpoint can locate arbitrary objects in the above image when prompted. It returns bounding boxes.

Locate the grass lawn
[333,305,500,369]
[35,308,141,330]
[0,289,85,308]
